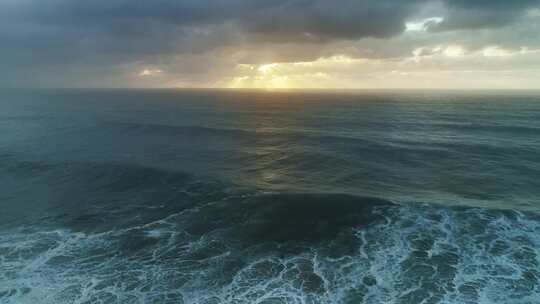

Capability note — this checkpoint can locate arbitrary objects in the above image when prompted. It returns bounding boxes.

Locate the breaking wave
[1,188,539,303]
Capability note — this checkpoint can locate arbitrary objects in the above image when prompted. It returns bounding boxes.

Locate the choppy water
[1,89,540,303]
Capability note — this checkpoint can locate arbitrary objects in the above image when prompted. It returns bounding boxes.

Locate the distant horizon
[4,87,540,93]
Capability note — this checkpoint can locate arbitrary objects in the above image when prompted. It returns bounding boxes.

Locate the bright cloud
[443,45,467,58]
[406,17,444,32]
[138,69,163,77]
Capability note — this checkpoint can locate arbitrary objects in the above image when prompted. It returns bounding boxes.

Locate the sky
[1,0,540,89]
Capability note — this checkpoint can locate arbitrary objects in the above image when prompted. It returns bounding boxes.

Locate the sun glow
[443,45,466,58]
[224,45,540,90]
[227,56,362,89]
[257,63,279,74]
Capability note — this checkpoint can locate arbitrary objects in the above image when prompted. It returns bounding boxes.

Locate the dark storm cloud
[0,0,423,78]
[1,0,537,60]
[0,0,539,87]
[0,0,424,53]
[0,0,426,86]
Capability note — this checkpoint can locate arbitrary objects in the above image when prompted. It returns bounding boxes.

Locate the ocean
[1,89,540,303]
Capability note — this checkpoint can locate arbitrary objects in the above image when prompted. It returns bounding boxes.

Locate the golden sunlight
[227,56,360,89]
[224,48,540,90]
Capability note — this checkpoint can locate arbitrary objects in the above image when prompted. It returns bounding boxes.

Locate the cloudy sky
[1,0,540,89]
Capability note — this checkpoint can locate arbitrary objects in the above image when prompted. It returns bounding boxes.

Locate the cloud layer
[1,0,539,88]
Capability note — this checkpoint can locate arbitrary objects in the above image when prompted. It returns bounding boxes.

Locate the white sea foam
[1,204,539,304]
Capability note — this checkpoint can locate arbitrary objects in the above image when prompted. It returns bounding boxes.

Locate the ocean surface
[1,89,540,304]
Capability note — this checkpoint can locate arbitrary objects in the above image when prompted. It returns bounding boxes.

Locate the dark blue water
[1,89,540,303]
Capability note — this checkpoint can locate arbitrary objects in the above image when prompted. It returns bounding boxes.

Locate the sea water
[1,89,539,303]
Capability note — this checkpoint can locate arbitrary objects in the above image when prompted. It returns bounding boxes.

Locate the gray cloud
[429,0,540,31]
[0,0,539,87]
[0,0,424,57]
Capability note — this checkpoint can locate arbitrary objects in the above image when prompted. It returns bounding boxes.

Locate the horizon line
[3,87,540,92]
